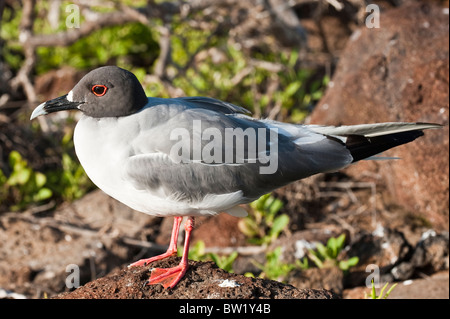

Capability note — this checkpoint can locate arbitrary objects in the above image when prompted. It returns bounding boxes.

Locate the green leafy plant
[248,235,358,282]
[3,1,330,125]
[36,22,159,74]
[169,23,327,121]
[252,246,306,281]
[185,240,208,261]
[47,153,93,201]
[306,234,359,271]
[182,240,238,273]
[365,279,398,299]
[46,131,94,202]
[209,251,239,273]
[238,194,289,245]
[0,151,53,211]
[0,131,94,211]
[253,247,294,281]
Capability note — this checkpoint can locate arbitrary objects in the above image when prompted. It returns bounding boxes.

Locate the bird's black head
[31,66,148,119]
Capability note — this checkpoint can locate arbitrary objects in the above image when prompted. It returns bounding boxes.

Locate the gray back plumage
[124,97,353,203]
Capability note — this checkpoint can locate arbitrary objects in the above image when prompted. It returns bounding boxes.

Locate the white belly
[73,115,241,217]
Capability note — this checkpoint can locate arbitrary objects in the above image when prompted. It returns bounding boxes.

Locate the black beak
[30,94,84,120]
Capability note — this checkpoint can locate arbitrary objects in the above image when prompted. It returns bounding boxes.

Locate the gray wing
[124,102,353,204]
[179,96,251,115]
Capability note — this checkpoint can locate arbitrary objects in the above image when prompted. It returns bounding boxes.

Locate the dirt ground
[53,256,339,299]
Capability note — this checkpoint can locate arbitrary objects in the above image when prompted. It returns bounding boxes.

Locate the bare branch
[154,24,172,78]
[10,0,37,102]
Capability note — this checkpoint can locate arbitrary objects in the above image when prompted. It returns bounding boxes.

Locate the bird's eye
[91,85,108,97]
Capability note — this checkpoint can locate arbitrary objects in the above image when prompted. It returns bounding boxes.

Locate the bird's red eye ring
[91,85,108,97]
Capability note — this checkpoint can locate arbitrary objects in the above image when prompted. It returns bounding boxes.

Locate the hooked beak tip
[30,102,48,120]
[30,94,82,121]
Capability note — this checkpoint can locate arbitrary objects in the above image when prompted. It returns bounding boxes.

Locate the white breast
[73,115,239,217]
[74,116,134,201]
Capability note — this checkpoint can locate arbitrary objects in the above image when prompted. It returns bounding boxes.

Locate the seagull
[31,66,441,289]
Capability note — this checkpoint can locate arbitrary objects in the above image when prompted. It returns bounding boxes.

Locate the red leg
[147,216,194,289]
[128,216,183,267]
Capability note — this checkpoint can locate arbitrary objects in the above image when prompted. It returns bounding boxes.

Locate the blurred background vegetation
[1,1,448,299]
[0,0,379,212]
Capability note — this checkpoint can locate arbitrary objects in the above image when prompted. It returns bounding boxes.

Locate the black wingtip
[347,130,425,163]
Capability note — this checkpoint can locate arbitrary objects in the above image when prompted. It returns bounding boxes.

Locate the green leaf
[371,279,377,299]
[339,260,350,271]
[336,234,346,251]
[383,283,398,299]
[327,237,338,258]
[252,193,269,211]
[0,169,7,185]
[339,256,359,271]
[296,257,309,270]
[269,214,289,239]
[347,256,359,267]
[287,50,299,68]
[8,167,31,185]
[378,282,389,299]
[238,218,259,238]
[34,188,53,201]
[210,251,238,272]
[34,172,47,188]
[209,253,220,265]
[315,242,329,259]
[8,150,22,168]
[263,196,275,211]
[308,249,324,268]
[62,153,73,170]
[268,198,283,216]
[283,81,302,99]
[185,240,206,260]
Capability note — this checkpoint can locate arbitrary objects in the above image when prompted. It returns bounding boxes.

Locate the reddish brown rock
[54,256,339,299]
[308,2,449,229]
